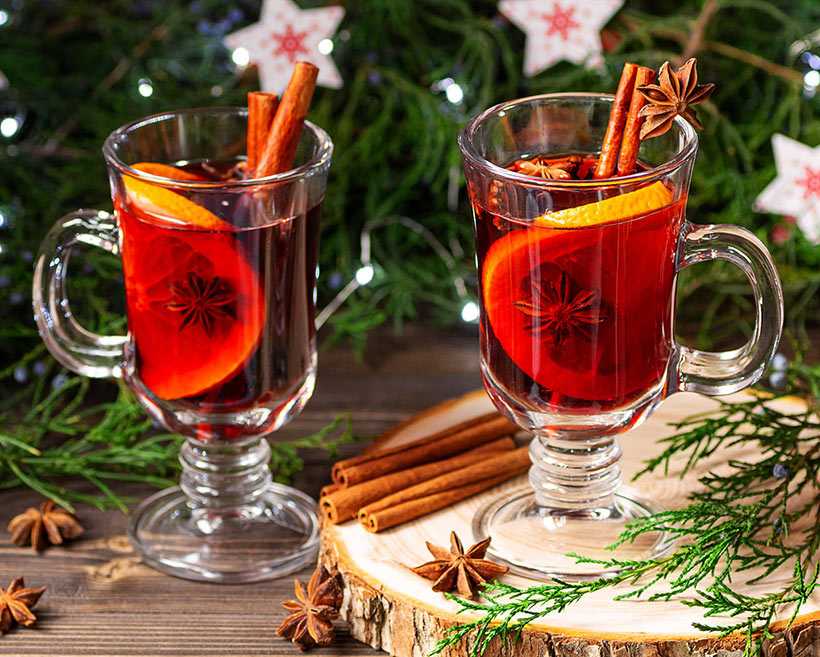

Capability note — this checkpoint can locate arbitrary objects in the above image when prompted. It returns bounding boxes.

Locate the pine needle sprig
[434,364,820,657]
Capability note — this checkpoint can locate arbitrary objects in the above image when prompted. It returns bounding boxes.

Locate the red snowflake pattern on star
[542,4,580,41]
[796,166,820,200]
[272,24,309,62]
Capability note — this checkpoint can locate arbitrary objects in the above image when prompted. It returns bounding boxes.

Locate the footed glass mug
[33,108,331,583]
[459,93,784,578]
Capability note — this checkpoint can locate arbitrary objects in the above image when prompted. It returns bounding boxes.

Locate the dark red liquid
[473,156,685,415]
[117,161,321,438]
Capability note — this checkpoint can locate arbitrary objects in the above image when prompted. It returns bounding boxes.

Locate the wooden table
[0,325,483,656]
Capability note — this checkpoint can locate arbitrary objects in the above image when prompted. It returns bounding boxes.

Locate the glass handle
[32,210,127,379]
[671,222,784,396]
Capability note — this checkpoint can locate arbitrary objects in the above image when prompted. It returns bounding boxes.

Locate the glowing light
[445,82,464,104]
[232,47,250,67]
[804,70,820,89]
[0,11,8,26]
[355,264,374,285]
[810,54,820,70]
[461,301,479,323]
[0,210,6,229]
[138,78,154,97]
[317,38,333,55]
[0,116,20,138]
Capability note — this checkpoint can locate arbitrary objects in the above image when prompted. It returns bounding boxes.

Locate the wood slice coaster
[320,390,820,657]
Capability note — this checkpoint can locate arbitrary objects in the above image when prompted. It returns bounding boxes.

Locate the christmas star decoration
[754,134,820,244]
[498,0,623,76]
[224,0,344,92]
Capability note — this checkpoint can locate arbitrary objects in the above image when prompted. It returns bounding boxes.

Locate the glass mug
[459,93,784,578]
[33,108,332,582]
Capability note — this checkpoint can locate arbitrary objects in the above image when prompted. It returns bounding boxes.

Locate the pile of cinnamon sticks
[321,413,530,533]
[246,61,319,178]
[594,62,657,179]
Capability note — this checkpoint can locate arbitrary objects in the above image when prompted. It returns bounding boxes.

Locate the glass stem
[528,434,623,510]
[179,437,272,510]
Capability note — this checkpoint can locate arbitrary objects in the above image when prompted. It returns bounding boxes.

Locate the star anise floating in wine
[8,500,84,552]
[0,577,46,633]
[165,271,235,337]
[514,271,603,345]
[276,564,342,651]
[512,154,583,180]
[411,531,508,599]
[637,57,715,139]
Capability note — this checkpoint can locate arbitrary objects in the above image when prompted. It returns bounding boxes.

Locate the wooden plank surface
[0,324,483,656]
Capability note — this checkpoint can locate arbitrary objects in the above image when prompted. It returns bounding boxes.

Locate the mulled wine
[473,155,685,418]
[117,159,321,439]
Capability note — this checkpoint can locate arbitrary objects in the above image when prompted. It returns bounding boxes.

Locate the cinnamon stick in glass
[247,91,279,175]
[321,436,515,524]
[256,61,319,177]
[332,413,518,487]
[594,62,638,179]
[617,66,657,176]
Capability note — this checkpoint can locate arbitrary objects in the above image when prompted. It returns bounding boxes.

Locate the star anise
[410,531,508,599]
[0,577,46,633]
[165,271,235,337]
[512,154,583,180]
[276,564,342,651]
[514,271,603,345]
[637,57,715,140]
[8,500,84,552]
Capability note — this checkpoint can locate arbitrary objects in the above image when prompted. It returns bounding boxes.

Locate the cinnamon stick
[360,474,512,533]
[256,61,319,177]
[332,413,518,487]
[247,91,279,175]
[321,437,515,524]
[594,62,638,179]
[358,447,530,533]
[320,483,340,498]
[359,447,530,532]
[616,66,657,176]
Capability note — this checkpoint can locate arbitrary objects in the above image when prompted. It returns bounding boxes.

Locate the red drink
[117,160,321,439]
[473,156,685,416]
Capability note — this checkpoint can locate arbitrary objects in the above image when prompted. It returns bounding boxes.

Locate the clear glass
[33,108,332,582]
[459,93,784,579]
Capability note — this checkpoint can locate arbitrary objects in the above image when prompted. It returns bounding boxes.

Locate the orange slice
[119,201,266,400]
[122,163,231,231]
[481,183,680,399]
[535,181,674,229]
[132,162,210,182]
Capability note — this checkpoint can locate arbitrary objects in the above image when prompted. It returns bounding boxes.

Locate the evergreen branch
[434,364,820,657]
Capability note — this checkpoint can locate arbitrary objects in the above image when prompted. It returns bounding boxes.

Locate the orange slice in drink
[122,162,232,231]
[117,163,265,400]
[534,181,673,228]
[481,182,677,398]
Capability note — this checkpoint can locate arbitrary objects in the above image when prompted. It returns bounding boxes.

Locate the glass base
[128,483,320,583]
[473,485,674,581]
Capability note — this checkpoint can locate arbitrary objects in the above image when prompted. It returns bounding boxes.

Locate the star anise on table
[514,271,603,345]
[0,577,46,633]
[276,564,342,651]
[637,57,715,140]
[8,500,84,552]
[165,271,235,337]
[512,154,583,180]
[411,531,508,599]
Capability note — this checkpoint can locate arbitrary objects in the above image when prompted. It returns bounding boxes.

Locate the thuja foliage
[434,361,820,657]
[0,346,360,510]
